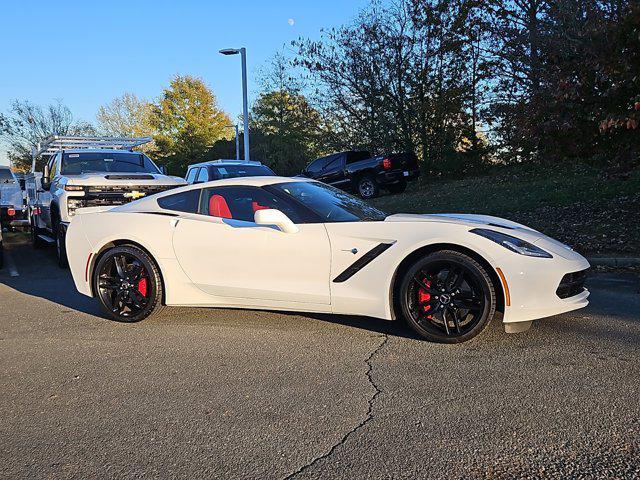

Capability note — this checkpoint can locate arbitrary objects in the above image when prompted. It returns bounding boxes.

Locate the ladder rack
[31,135,152,171]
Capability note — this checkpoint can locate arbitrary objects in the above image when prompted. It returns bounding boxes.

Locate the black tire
[387,181,407,195]
[357,175,380,199]
[93,245,164,323]
[398,250,496,343]
[31,217,45,249]
[55,223,69,268]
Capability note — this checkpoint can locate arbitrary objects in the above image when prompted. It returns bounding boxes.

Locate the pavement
[0,232,639,479]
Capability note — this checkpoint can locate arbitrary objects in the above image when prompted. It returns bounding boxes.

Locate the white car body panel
[66,177,590,330]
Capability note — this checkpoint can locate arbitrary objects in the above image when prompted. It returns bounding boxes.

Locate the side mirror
[41,165,51,191]
[254,209,299,234]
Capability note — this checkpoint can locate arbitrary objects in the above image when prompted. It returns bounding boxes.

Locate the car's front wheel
[94,245,164,322]
[398,250,496,343]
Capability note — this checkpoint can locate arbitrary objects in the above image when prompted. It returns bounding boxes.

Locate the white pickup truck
[0,166,27,230]
[27,137,186,267]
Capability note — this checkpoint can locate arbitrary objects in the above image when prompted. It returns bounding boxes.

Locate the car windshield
[211,164,275,179]
[268,181,387,222]
[61,152,160,175]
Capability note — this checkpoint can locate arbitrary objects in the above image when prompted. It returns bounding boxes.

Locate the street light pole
[234,124,240,161]
[220,47,250,162]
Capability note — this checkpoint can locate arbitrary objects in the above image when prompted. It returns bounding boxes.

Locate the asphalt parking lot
[1,232,639,479]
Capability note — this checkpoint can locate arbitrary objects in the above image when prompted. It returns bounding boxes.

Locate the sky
[0,0,371,166]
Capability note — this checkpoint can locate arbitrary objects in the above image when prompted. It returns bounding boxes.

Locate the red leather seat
[252,201,270,213]
[209,194,232,219]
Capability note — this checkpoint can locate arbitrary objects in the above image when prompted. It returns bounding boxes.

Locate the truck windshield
[0,168,16,183]
[267,181,387,223]
[61,152,160,175]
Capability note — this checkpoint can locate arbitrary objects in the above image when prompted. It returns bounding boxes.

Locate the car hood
[385,213,580,260]
[385,213,536,231]
[65,173,187,187]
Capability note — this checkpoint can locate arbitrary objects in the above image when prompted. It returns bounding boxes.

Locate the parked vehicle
[185,160,275,184]
[26,136,186,268]
[66,176,589,344]
[299,150,420,199]
[0,166,27,230]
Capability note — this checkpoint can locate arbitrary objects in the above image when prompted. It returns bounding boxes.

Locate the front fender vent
[333,243,394,283]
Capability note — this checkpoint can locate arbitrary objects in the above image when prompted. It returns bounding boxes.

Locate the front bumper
[500,256,591,326]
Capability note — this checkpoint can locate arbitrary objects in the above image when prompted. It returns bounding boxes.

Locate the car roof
[112,176,316,213]
[188,159,265,168]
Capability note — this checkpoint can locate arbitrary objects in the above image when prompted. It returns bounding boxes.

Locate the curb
[587,257,640,268]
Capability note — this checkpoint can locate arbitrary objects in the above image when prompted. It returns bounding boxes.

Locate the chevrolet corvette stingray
[66,177,590,343]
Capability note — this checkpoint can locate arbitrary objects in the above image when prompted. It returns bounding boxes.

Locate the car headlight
[470,228,552,258]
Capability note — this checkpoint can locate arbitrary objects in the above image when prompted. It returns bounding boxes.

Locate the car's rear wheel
[398,250,496,343]
[357,175,380,199]
[94,245,164,322]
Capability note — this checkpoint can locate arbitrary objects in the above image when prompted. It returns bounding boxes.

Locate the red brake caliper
[418,278,432,317]
[137,278,148,297]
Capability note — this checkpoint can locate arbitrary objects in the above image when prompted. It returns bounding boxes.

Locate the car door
[170,185,332,306]
[319,155,349,188]
[38,154,57,230]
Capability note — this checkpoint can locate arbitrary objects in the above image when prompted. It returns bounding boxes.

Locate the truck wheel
[357,175,380,199]
[55,224,69,268]
[387,181,407,195]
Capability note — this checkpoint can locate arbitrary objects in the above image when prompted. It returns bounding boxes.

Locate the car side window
[305,156,330,175]
[323,155,344,172]
[196,168,209,183]
[185,168,198,184]
[157,189,201,213]
[200,186,308,223]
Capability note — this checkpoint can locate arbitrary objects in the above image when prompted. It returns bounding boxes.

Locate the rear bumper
[376,168,420,184]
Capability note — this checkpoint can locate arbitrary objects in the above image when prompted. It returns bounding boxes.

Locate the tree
[0,99,95,172]
[151,75,232,174]
[250,54,324,175]
[96,93,155,152]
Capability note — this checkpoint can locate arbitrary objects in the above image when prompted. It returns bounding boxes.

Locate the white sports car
[66,177,590,343]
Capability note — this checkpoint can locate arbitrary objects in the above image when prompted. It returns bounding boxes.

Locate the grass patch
[371,164,640,256]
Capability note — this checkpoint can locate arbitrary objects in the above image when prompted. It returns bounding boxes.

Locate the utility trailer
[26,136,186,267]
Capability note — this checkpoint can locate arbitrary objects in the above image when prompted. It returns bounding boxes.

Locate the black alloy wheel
[94,245,164,322]
[399,250,496,343]
[357,175,380,199]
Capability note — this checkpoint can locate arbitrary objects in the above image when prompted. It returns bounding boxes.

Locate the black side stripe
[333,243,394,283]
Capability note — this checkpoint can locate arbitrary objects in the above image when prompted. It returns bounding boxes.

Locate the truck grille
[71,185,180,209]
[556,269,589,299]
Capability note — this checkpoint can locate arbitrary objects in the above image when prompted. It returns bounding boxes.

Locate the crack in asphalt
[284,333,389,479]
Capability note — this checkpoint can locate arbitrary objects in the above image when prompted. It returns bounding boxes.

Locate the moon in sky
[288,18,295,26]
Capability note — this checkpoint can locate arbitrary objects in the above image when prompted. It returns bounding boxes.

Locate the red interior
[209,195,232,218]
[252,201,269,213]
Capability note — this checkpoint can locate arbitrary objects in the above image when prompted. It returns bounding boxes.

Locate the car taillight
[382,158,392,169]
[7,207,15,217]
[32,207,41,216]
